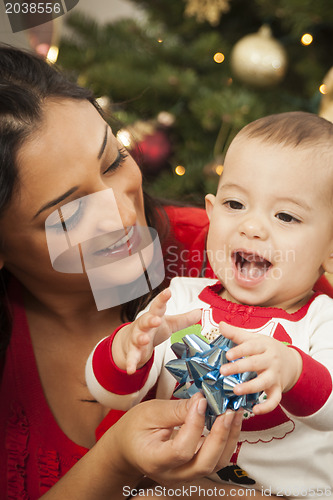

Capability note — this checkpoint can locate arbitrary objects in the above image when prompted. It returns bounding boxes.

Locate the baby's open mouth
[233,251,272,280]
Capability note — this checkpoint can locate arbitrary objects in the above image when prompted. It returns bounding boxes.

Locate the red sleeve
[163,205,215,282]
[92,324,154,395]
[281,346,332,417]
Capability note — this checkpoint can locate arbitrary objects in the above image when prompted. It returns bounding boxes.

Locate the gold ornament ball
[231,25,288,88]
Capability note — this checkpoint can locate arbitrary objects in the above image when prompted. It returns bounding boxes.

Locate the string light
[157,38,163,43]
[46,46,59,64]
[215,164,223,176]
[214,52,225,63]
[175,165,186,176]
[301,33,313,46]
[319,84,328,95]
[96,96,110,110]
[117,130,132,147]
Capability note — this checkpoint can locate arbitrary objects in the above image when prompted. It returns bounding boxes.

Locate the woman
[0,45,247,499]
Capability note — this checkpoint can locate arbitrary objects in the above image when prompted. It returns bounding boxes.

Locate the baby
[86,112,333,498]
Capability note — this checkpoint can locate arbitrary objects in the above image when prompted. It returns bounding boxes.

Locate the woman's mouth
[232,250,272,284]
[93,226,138,258]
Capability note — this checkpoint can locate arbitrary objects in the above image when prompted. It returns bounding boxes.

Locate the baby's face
[205,135,333,310]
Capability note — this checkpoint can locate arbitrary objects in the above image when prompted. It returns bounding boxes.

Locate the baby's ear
[205,194,216,221]
[322,241,333,274]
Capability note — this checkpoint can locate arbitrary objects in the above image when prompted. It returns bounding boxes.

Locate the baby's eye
[276,212,300,223]
[224,200,244,210]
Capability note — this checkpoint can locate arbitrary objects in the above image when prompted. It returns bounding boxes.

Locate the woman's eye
[225,200,244,210]
[46,200,83,233]
[276,212,300,223]
[103,148,128,175]
[61,205,82,231]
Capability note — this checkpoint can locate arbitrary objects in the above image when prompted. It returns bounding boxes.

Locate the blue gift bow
[165,333,261,430]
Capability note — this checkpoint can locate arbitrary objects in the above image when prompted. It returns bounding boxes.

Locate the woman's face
[0,98,148,297]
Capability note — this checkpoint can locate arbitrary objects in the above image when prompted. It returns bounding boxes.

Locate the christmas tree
[57,0,333,204]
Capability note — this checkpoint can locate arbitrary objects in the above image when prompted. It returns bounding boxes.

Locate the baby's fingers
[135,311,162,336]
[220,353,269,377]
[252,387,282,415]
[226,340,264,362]
[166,308,202,334]
[231,373,282,417]
[219,321,252,345]
[149,288,172,317]
[126,347,143,375]
[232,377,263,397]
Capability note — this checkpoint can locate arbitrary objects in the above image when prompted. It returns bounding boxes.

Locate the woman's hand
[219,322,303,415]
[110,392,243,485]
[41,394,242,499]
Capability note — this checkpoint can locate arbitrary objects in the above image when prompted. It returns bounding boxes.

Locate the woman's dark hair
[0,45,168,367]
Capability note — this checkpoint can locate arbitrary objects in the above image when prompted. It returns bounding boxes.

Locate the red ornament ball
[131,129,173,176]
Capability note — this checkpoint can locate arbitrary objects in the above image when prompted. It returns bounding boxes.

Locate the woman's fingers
[158,394,208,467]
[160,398,242,476]
[211,410,243,471]
[186,413,234,474]
[118,395,243,484]
[164,408,242,481]
[137,393,204,435]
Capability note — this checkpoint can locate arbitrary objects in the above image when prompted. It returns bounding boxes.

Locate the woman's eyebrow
[33,125,109,220]
[97,124,109,159]
[33,187,79,220]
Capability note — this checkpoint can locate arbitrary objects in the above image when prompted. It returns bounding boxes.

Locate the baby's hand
[113,288,201,375]
[218,322,303,415]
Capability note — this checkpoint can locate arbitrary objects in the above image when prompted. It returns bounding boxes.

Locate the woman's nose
[96,194,137,233]
[238,215,269,240]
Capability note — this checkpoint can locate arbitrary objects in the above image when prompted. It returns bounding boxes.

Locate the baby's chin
[221,286,282,309]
